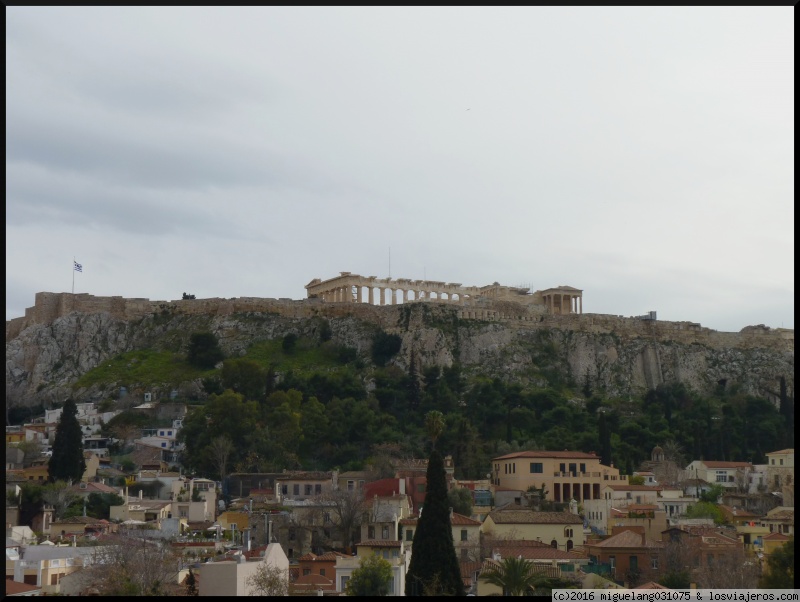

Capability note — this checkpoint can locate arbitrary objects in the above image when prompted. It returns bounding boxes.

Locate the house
[606,505,668,542]
[584,484,662,535]
[335,539,409,596]
[718,504,760,526]
[491,450,627,503]
[10,544,108,595]
[633,471,659,486]
[337,470,371,492]
[109,497,172,523]
[480,506,585,551]
[765,449,794,506]
[400,510,483,561]
[583,527,664,587]
[684,460,753,490]
[661,525,743,578]
[761,506,794,536]
[138,470,183,500]
[276,470,337,501]
[656,487,697,521]
[760,532,791,576]
[292,551,348,594]
[361,492,413,543]
[49,516,112,540]
[483,537,590,571]
[69,480,121,499]
[199,542,289,596]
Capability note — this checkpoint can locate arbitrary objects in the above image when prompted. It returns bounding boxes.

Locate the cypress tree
[48,399,86,483]
[405,448,465,596]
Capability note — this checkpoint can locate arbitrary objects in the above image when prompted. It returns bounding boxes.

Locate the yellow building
[492,450,626,503]
[481,508,585,551]
[760,532,791,575]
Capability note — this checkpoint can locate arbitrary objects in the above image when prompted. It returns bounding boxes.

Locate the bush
[187,332,224,369]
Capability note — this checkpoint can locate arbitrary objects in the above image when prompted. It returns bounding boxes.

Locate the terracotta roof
[763,532,790,541]
[481,559,562,579]
[70,481,119,494]
[635,582,671,589]
[719,505,758,518]
[589,530,662,549]
[460,560,483,579]
[493,450,599,460]
[357,539,402,547]
[491,545,585,561]
[5,580,42,595]
[766,449,794,455]
[451,512,482,526]
[484,538,552,549]
[293,573,335,589]
[488,510,583,525]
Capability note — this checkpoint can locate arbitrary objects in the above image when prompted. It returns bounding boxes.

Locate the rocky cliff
[5,294,794,409]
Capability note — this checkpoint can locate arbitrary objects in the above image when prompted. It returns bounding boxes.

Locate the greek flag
[74,261,82,273]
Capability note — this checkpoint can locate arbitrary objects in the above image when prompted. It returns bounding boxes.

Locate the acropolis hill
[6,272,793,350]
[5,272,794,406]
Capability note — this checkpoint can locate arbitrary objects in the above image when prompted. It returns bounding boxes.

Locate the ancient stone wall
[5,291,794,353]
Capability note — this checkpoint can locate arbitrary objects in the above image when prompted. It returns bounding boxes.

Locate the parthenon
[305,272,583,315]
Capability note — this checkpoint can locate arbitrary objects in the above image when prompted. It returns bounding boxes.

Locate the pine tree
[405,445,465,596]
[48,399,86,483]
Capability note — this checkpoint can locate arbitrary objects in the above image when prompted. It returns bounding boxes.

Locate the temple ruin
[305,272,583,315]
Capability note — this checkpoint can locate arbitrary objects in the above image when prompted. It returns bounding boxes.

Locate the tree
[629,475,645,485]
[187,332,224,369]
[42,481,80,521]
[424,410,445,449]
[210,435,234,483]
[346,553,393,596]
[247,562,289,596]
[447,487,473,518]
[405,448,464,596]
[759,538,794,588]
[699,483,725,503]
[185,567,199,596]
[75,533,180,596]
[686,501,724,524]
[371,330,402,366]
[48,398,86,483]
[319,488,366,552]
[15,439,43,467]
[479,556,543,596]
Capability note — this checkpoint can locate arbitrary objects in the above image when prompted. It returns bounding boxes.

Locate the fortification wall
[5,291,794,352]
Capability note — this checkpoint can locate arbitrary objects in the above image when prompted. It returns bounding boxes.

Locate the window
[651,556,659,569]
[340,576,349,591]
[305,484,312,495]
[609,556,616,569]
[461,529,468,541]
[315,484,322,494]
[780,459,784,466]
[560,463,566,473]
[565,528,573,538]
[707,554,713,566]
[630,556,638,571]
[716,471,727,483]
[289,529,296,541]
[771,459,775,465]
[368,526,375,539]
[580,463,586,474]
[359,480,365,488]
[161,442,166,447]
[323,512,331,523]
[636,496,642,504]
[159,431,164,436]
[382,526,390,539]
[551,540,558,549]
[303,568,311,576]
[347,480,354,491]
[320,569,326,576]
[568,463,577,476]
[406,529,414,541]
[530,462,543,474]
[387,579,395,594]
[293,484,300,495]
[281,484,288,495]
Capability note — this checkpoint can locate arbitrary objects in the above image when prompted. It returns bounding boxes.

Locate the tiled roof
[357,539,402,547]
[589,530,662,549]
[484,538,552,549]
[6,580,42,595]
[766,449,793,455]
[762,532,790,541]
[488,510,583,525]
[493,450,599,460]
[293,573,335,588]
[719,505,758,518]
[451,512,482,526]
[481,559,561,579]
[491,545,585,560]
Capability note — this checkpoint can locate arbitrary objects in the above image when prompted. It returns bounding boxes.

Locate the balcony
[552,472,602,478]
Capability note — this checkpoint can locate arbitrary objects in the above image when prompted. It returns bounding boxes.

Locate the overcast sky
[6,7,794,332]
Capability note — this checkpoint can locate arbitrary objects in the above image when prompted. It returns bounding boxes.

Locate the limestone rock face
[5,301,793,409]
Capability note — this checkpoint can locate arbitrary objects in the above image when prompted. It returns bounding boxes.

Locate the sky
[6,7,794,333]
